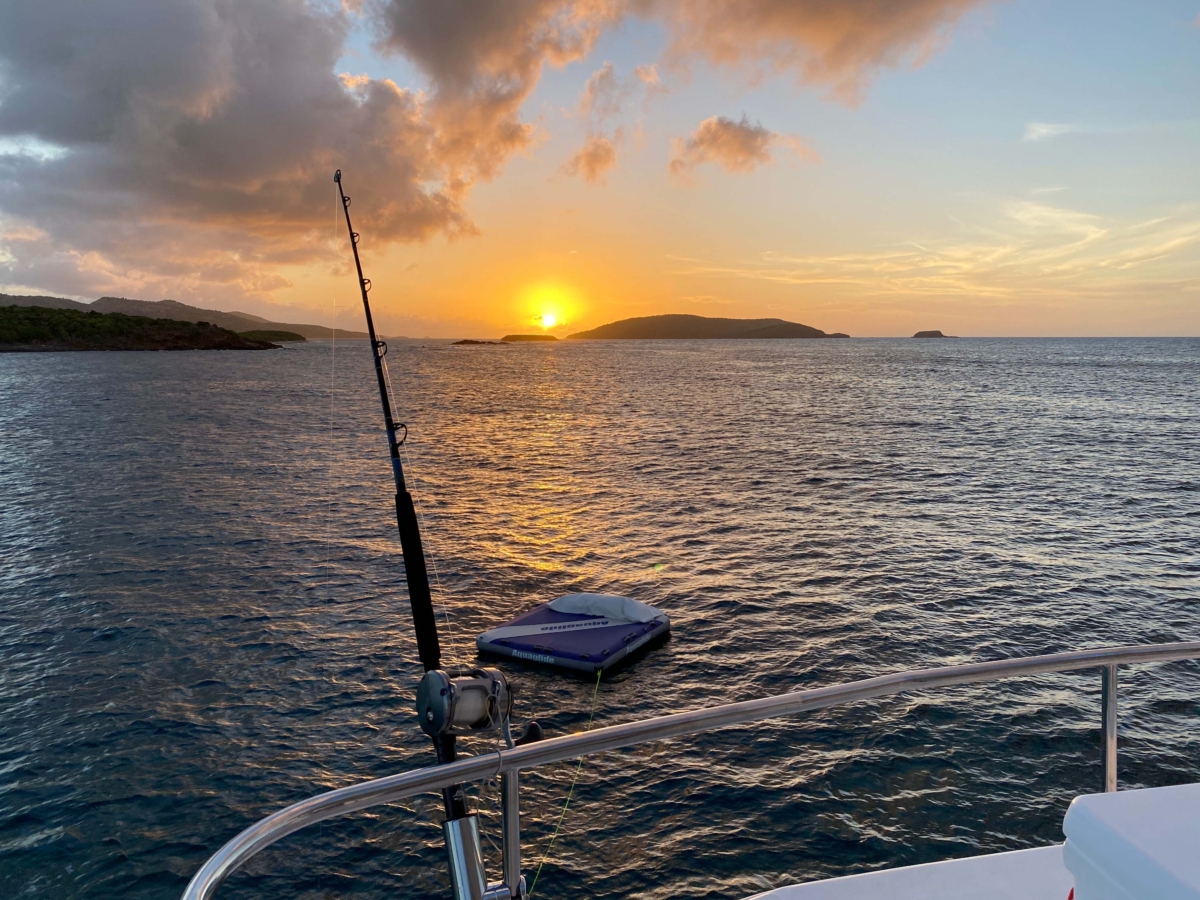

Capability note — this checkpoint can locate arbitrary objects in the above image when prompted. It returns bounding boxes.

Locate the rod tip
[334,169,341,183]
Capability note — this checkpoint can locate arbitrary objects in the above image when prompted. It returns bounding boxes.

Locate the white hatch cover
[1063,783,1200,900]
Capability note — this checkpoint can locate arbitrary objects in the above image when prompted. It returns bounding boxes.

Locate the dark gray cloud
[0,0,475,302]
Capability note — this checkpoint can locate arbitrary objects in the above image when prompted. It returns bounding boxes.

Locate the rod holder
[1101,664,1118,793]
[501,770,524,899]
[444,816,487,900]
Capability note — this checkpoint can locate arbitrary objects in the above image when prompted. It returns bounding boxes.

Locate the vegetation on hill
[238,330,306,342]
[0,292,371,340]
[567,314,849,340]
[0,305,279,351]
[0,292,90,311]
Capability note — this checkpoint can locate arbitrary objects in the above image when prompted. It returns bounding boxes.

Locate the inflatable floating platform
[476,593,670,674]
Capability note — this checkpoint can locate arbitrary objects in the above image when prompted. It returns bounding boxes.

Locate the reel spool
[416,667,512,738]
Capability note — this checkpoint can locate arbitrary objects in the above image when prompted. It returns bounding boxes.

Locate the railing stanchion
[1101,664,1118,792]
[501,770,523,898]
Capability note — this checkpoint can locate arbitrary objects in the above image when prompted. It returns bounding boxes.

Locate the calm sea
[2,338,1199,899]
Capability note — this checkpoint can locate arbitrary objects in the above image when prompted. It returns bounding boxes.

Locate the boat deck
[749,846,1071,900]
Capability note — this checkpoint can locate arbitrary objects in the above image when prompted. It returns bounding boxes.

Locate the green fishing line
[528,670,602,897]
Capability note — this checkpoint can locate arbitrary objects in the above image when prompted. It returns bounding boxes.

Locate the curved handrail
[182,640,1200,900]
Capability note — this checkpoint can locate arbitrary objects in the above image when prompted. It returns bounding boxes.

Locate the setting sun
[516,281,579,334]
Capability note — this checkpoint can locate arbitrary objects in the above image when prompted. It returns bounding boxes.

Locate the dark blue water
[2,338,1199,900]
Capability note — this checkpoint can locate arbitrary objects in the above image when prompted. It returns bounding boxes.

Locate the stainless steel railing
[181,641,1200,900]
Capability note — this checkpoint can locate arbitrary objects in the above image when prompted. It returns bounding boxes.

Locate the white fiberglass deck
[1064,784,1200,899]
[748,845,1072,900]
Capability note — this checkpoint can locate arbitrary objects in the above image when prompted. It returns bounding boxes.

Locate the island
[0,305,281,351]
[1,292,371,340]
[502,334,558,342]
[566,314,849,340]
[913,330,955,338]
[452,339,507,346]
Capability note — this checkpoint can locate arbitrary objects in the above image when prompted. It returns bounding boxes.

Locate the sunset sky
[1,1,1198,337]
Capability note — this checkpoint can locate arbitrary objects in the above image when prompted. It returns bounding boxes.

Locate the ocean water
[1,337,1199,900]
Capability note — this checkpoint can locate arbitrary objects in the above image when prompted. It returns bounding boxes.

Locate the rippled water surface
[2,338,1199,899]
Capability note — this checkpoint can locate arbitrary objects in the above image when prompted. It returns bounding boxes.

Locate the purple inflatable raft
[476,593,670,674]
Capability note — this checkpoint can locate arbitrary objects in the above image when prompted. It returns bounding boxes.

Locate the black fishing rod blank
[334,169,465,811]
[334,171,528,900]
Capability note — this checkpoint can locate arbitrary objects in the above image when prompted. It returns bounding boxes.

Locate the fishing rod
[334,169,466,811]
[334,171,525,900]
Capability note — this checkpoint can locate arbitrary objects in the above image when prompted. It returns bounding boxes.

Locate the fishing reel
[416,667,512,739]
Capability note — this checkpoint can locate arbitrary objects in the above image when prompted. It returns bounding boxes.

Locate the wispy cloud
[578,62,624,121]
[1022,122,1080,142]
[634,63,668,99]
[660,0,986,105]
[563,60,666,183]
[668,201,1200,301]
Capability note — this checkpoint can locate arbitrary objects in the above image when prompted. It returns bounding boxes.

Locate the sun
[518,281,578,332]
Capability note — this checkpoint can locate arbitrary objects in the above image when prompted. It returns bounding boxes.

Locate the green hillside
[0,305,280,351]
[0,292,371,340]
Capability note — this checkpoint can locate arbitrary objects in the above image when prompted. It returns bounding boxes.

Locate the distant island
[502,334,558,342]
[913,330,956,338]
[452,339,506,346]
[1,292,370,340]
[1,305,280,351]
[567,314,849,340]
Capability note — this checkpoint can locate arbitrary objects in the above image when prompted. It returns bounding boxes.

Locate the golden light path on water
[0,337,1198,899]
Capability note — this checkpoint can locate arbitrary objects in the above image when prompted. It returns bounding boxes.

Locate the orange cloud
[635,63,661,85]
[562,133,620,183]
[579,61,623,119]
[565,59,665,183]
[669,114,816,181]
[660,0,984,104]
[375,0,626,180]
